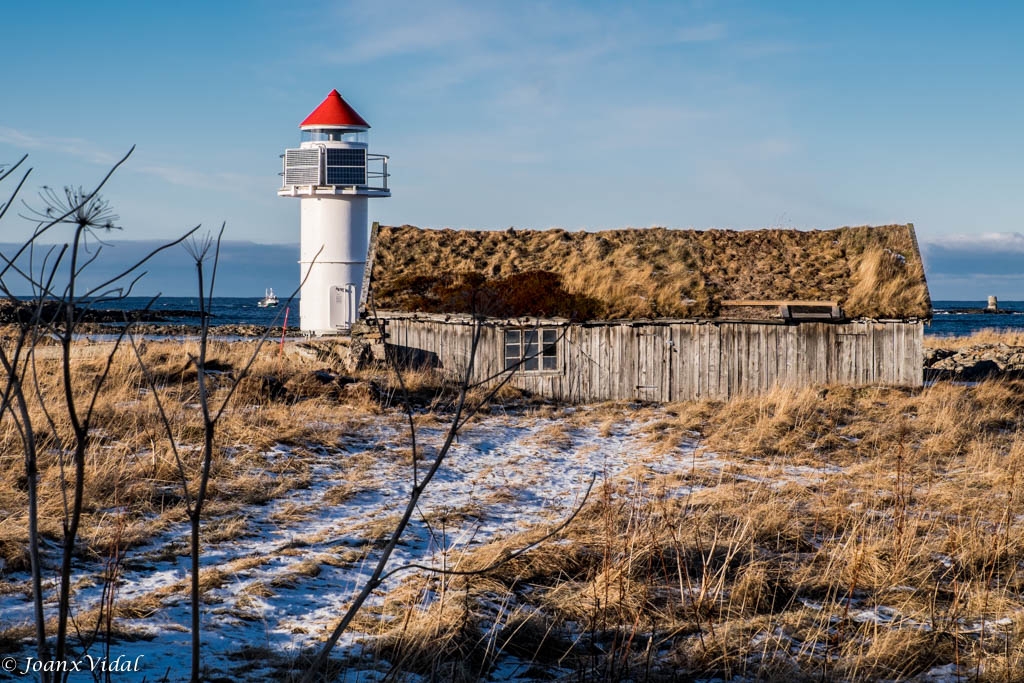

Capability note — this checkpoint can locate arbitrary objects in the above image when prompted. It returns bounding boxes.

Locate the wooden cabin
[360,223,931,402]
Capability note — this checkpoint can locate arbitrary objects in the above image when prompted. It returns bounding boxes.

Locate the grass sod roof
[366,224,931,321]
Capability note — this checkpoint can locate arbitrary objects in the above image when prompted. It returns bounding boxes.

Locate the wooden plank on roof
[721,299,839,307]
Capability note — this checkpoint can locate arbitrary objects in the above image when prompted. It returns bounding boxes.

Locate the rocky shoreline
[924,343,1024,381]
[73,322,305,338]
[0,298,304,339]
[4,297,1021,381]
[0,297,207,324]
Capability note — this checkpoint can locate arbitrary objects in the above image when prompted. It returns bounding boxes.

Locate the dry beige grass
[370,224,930,320]
[925,328,1024,350]
[7,332,1024,679]
[363,371,1024,679]
[0,336,437,573]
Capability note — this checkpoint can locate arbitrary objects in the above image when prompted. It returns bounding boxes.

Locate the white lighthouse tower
[278,89,390,334]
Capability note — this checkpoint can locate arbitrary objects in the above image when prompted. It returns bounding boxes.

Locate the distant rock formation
[0,297,206,325]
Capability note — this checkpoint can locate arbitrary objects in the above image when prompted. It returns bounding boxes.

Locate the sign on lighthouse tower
[279,90,390,334]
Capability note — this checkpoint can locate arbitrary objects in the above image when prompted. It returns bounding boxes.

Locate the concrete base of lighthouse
[299,196,368,335]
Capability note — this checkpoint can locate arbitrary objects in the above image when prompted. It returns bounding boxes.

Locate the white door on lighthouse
[330,284,357,330]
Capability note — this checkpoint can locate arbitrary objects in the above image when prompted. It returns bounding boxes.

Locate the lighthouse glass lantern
[278,89,390,334]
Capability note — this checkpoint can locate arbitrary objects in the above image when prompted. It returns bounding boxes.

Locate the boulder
[924,343,1024,381]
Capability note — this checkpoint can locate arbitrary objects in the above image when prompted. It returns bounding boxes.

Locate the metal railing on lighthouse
[280,148,389,192]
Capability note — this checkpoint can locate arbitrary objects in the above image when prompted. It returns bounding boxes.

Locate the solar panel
[326,166,367,185]
[282,147,367,187]
[325,149,365,166]
[325,148,366,186]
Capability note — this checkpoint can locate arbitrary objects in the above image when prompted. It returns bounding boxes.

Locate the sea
[928,300,1024,338]
[95,297,294,328]
[83,298,1024,338]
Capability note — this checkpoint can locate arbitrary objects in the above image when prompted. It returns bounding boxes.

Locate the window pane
[524,330,538,346]
[543,329,557,345]
[542,355,557,370]
[504,328,520,368]
[525,340,538,359]
[524,355,539,371]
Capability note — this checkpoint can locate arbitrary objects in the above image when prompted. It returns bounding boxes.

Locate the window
[301,129,368,144]
[504,328,558,371]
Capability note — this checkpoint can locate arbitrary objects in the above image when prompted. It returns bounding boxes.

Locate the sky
[0,0,1022,298]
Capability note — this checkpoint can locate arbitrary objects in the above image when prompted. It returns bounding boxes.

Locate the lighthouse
[279,89,390,334]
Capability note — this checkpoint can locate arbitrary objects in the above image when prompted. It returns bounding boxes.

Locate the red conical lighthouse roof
[300,89,370,129]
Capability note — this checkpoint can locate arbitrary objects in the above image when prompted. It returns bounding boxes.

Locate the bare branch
[128,330,195,515]
[1,146,134,283]
[301,307,565,682]
[81,224,201,300]
[0,156,30,223]
[0,153,28,185]
[210,245,322,424]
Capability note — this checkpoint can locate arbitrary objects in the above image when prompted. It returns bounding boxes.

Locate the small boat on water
[257,288,279,308]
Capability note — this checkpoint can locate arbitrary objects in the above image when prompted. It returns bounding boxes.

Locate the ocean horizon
[37,297,1024,338]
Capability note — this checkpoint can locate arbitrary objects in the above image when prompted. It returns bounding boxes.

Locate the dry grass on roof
[369,224,931,320]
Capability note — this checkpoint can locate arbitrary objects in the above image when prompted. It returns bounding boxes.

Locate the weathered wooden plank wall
[381,318,924,403]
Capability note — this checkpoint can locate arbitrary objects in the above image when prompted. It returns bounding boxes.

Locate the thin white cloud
[400,127,550,166]
[321,1,491,65]
[136,164,198,188]
[750,137,797,160]
[0,127,38,148]
[313,2,730,97]
[676,22,727,43]
[0,126,117,165]
[731,39,803,59]
[923,232,1024,253]
[136,164,268,194]
[568,102,712,151]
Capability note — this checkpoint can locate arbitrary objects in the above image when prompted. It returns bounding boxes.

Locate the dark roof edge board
[368,310,927,327]
[360,221,381,313]
[906,223,933,314]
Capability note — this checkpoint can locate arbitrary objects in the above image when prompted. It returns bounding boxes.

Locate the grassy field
[2,333,1024,681]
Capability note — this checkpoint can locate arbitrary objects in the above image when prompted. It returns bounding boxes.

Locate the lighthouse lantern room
[279,89,390,335]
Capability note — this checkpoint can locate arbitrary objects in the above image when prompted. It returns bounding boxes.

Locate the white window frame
[504,328,559,372]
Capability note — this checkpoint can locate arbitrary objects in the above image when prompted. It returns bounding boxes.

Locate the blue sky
[1,1,1022,298]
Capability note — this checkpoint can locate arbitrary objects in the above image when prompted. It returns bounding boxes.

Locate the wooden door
[635,328,668,402]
